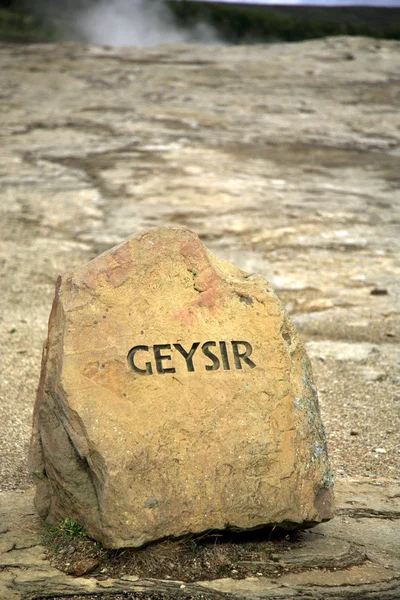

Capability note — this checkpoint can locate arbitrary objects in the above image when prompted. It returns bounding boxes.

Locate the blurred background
[0,0,399,46]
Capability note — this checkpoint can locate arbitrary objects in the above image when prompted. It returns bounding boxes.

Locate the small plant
[55,517,87,538]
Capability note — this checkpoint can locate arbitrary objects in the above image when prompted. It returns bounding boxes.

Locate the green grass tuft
[51,517,87,538]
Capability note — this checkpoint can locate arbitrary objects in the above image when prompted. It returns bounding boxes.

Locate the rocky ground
[1,479,399,599]
[0,36,399,598]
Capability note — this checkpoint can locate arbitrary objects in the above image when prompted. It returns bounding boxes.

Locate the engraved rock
[29,226,334,548]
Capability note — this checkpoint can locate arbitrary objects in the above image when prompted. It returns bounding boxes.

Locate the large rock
[29,227,334,548]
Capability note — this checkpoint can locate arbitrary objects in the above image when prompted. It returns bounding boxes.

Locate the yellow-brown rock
[29,227,334,548]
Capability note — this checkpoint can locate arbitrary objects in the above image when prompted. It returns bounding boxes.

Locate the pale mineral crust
[29,226,334,548]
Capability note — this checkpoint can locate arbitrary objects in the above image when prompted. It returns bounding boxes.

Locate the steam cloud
[59,0,221,47]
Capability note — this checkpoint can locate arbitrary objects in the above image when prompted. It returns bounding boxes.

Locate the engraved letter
[154,344,176,375]
[202,341,220,371]
[127,345,153,375]
[219,341,231,370]
[232,341,256,369]
[173,342,200,372]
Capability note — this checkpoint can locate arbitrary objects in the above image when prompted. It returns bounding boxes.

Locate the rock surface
[29,227,333,548]
[0,33,399,598]
[1,36,400,492]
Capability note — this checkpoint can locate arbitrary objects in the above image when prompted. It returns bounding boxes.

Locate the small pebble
[375,448,387,454]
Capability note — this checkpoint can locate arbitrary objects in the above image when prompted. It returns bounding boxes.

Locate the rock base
[1,478,399,600]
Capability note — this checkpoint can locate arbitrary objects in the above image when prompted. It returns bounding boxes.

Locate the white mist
[74,0,220,46]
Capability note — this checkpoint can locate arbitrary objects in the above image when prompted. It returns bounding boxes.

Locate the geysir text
[127,341,256,375]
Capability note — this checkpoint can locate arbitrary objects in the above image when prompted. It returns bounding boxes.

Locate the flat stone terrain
[1,478,399,599]
[0,36,399,598]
